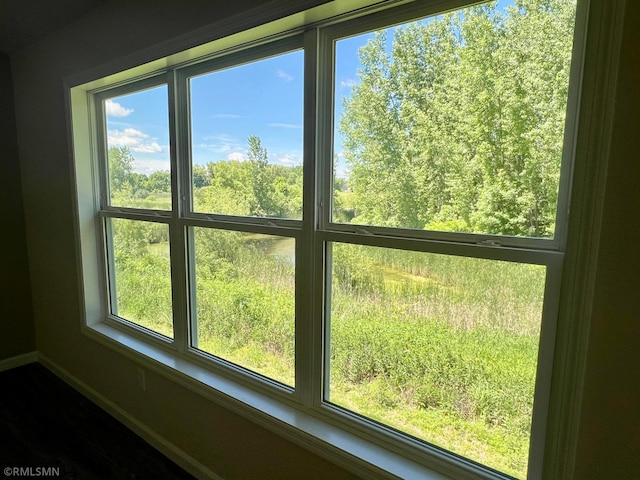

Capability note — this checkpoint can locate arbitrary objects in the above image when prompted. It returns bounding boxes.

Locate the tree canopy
[339,0,576,237]
[107,138,302,219]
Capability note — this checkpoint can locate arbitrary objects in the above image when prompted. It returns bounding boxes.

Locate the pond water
[248,235,296,265]
[267,236,296,264]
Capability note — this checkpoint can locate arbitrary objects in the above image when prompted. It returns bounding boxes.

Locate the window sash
[176,35,305,220]
[316,3,577,251]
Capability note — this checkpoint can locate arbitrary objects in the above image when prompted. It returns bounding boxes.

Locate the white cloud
[277,69,293,82]
[277,154,301,166]
[268,123,302,129]
[135,143,163,153]
[227,152,246,161]
[105,100,133,117]
[200,133,244,154]
[108,128,162,153]
[340,78,357,88]
[203,134,237,143]
[132,159,170,175]
[203,143,231,152]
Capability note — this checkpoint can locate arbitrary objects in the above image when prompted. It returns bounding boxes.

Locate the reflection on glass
[190,50,303,219]
[333,0,576,238]
[110,218,173,338]
[328,242,546,478]
[193,228,295,386]
[105,85,171,210]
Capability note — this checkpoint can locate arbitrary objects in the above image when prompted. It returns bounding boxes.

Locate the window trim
[64,0,623,479]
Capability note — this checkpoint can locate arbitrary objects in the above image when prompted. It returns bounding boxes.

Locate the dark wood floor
[0,362,195,479]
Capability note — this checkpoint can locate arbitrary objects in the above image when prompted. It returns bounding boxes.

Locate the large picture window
[73,0,584,478]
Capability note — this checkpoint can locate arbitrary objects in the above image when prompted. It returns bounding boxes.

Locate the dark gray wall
[574,1,640,478]
[0,52,35,361]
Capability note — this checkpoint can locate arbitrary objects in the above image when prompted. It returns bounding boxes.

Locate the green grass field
[114,230,544,479]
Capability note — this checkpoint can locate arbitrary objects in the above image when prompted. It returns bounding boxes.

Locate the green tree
[195,160,253,215]
[145,170,171,193]
[247,135,278,217]
[340,0,576,236]
[193,138,302,218]
[128,172,149,198]
[193,164,211,188]
[108,146,134,193]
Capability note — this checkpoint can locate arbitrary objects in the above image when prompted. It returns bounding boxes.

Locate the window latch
[477,239,502,247]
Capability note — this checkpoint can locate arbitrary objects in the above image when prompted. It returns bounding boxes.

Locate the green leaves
[108,136,303,218]
[339,0,576,237]
[108,146,134,193]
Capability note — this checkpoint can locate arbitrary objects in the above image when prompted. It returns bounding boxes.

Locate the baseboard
[38,354,224,480]
[0,351,38,372]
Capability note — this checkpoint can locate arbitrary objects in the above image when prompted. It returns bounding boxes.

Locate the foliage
[247,135,273,216]
[108,137,303,217]
[108,146,172,207]
[193,229,296,384]
[111,218,173,337]
[193,164,210,188]
[339,0,576,236]
[108,146,135,193]
[146,171,171,193]
[325,242,545,477]
[111,216,543,477]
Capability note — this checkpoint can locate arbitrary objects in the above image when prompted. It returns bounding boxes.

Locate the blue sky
[190,50,304,168]
[105,1,513,178]
[105,42,365,177]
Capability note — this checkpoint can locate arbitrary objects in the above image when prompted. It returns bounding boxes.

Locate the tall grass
[115,228,544,478]
[330,243,545,477]
[112,218,173,338]
[193,228,296,385]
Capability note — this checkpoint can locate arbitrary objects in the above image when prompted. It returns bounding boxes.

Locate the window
[319,3,576,476]
[70,0,590,479]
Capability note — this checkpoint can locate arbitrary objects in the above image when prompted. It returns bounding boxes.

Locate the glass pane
[333,0,577,237]
[109,218,173,338]
[105,85,171,210]
[327,243,546,478]
[190,50,303,219]
[193,228,295,386]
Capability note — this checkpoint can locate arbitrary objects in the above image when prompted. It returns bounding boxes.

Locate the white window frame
[65,0,626,479]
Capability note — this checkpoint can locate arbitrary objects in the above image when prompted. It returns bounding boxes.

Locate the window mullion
[167,69,190,353]
[314,25,338,410]
[296,28,321,406]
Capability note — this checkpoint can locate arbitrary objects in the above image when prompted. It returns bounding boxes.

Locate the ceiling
[0,0,107,55]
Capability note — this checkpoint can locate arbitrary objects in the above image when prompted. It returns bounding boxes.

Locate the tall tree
[193,164,211,188]
[108,146,134,193]
[340,0,576,236]
[247,135,278,217]
[145,171,171,193]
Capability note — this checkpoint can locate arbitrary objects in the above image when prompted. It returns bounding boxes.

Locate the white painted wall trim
[38,354,225,480]
[0,351,38,372]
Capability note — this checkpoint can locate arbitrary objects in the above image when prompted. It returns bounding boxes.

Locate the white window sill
[84,321,462,480]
